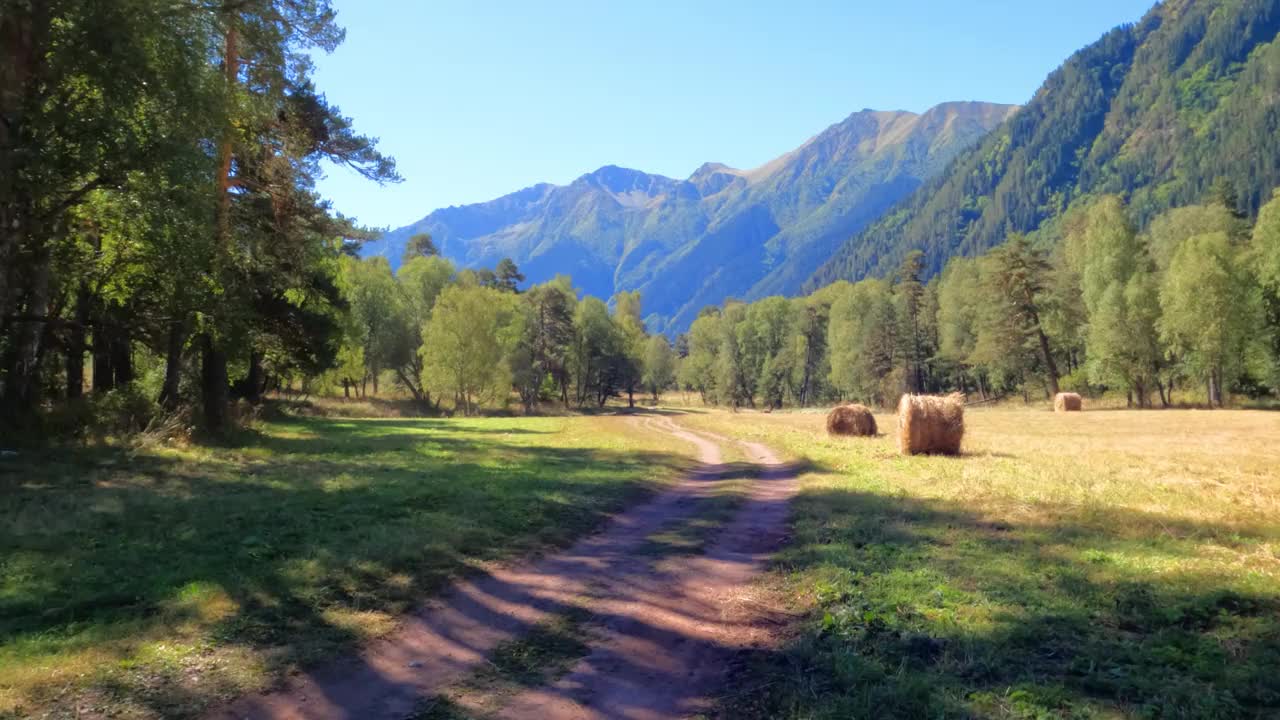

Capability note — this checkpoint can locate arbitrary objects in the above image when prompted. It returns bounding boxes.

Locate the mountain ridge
[809,0,1280,290]
[363,100,1016,332]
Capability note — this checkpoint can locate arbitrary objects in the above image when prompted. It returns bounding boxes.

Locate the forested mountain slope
[365,102,1014,332]
[809,0,1280,289]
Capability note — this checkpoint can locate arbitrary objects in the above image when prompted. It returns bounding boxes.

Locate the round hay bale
[1054,392,1083,412]
[826,404,877,437]
[897,393,965,456]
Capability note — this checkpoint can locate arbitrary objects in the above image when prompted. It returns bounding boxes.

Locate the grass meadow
[682,407,1280,719]
[0,413,698,719]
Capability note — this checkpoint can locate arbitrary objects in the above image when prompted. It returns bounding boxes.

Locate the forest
[4,0,1280,443]
[0,0,399,435]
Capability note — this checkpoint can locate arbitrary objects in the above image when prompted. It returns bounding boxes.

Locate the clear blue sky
[312,0,1155,230]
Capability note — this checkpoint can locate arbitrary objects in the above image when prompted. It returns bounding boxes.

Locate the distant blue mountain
[363,101,1015,333]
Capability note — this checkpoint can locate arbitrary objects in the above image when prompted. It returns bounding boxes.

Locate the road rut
[209,415,797,720]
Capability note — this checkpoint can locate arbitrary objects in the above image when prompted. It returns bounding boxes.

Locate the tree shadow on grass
[717,487,1280,719]
[0,418,696,718]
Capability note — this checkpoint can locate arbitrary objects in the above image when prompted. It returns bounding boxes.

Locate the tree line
[325,235,676,416]
[297,184,1280,413]
[687,186,1280,410]
[4,2,1279,433]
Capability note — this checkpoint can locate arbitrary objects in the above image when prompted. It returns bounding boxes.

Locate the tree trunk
[159,320,186,410]
[0,3,49,414]
[92,325,114,393]
[200,16,239,434]
[1209,368,1223,408]
[111,332,133,387]
[1205,368,1225,408]
[243,349,264,404]
[394,366,425,404]
[215,19,239,249]
[65,283,90,399]
[1033,325,1060,396]
[200,334,229,433]
[6,242,51,409]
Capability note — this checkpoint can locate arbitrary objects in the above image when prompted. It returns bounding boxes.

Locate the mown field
[684,407,1280,719]
[0,413,698,719]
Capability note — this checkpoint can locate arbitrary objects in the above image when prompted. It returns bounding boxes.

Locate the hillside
[810,0,1280,288]
[365,102,1015,332]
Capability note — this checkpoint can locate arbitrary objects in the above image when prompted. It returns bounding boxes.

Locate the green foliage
[935,257,981,365]
[641,335,677,401]
[509,277,576,410]
[828,279,899,406]
[1065,196,1163,404]
[1159,231,1258,406]
[1146,202,1243,271]
[1252,191,1280,387]
[974,235,1062,395]
[493,258,526,293]
[421,285,520,415]
[570,297,624,408]
[1254,189,1280,288]
[612,291,647,405]
[0,0,398,433]
[679,311,721,402]
[403,232,440,263]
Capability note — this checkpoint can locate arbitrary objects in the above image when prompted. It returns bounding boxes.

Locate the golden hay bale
[1054,392,1083,412]
[897,393,965,456]
[826,404,878,437]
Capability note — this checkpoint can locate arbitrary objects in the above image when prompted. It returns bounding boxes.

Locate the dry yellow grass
[684,407,1280,533]
[681,406,1280,717]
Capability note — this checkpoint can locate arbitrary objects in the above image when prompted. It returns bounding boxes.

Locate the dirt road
[209,415,797,720]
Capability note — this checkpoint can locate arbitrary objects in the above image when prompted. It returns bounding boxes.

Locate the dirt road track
[208,415,797,720]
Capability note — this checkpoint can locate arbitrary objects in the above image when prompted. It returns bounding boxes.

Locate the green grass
[636,449,758,561]
[685,409,1280,719]
[0,414,695,719]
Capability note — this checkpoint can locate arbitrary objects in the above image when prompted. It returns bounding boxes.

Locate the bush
[1058,369,1099,396]
[39,386,189,444]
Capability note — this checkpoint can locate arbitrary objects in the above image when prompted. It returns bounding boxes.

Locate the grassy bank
[684,408,1280,719]
[0,414,696,719]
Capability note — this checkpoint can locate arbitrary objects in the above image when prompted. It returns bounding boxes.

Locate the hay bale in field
[897,393,965,456]
[826,404,877,437]
[1054,392,1083,412]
